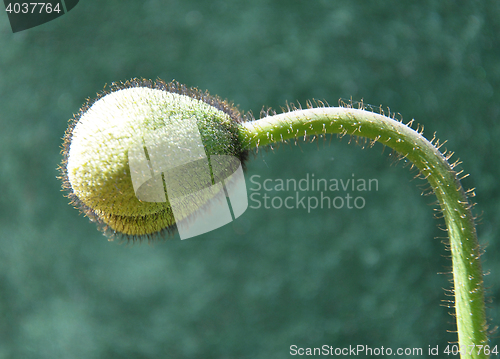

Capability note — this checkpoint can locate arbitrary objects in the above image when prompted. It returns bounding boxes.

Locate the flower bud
[60,79,248,240]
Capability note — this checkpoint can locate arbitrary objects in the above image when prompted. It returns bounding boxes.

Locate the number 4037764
[5,3,61,14]
[444,344,498,356]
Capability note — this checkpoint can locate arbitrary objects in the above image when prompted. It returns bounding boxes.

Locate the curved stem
[238,107,489,359]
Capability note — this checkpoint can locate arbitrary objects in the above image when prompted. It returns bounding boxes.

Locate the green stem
[238,107,489,359]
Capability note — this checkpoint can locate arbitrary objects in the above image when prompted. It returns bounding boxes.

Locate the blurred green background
[0,1,499,358]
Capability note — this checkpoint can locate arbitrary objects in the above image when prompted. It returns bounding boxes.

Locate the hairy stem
[238,107,488,359]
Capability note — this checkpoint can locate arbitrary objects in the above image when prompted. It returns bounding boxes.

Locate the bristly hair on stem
[239,103,490,359]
